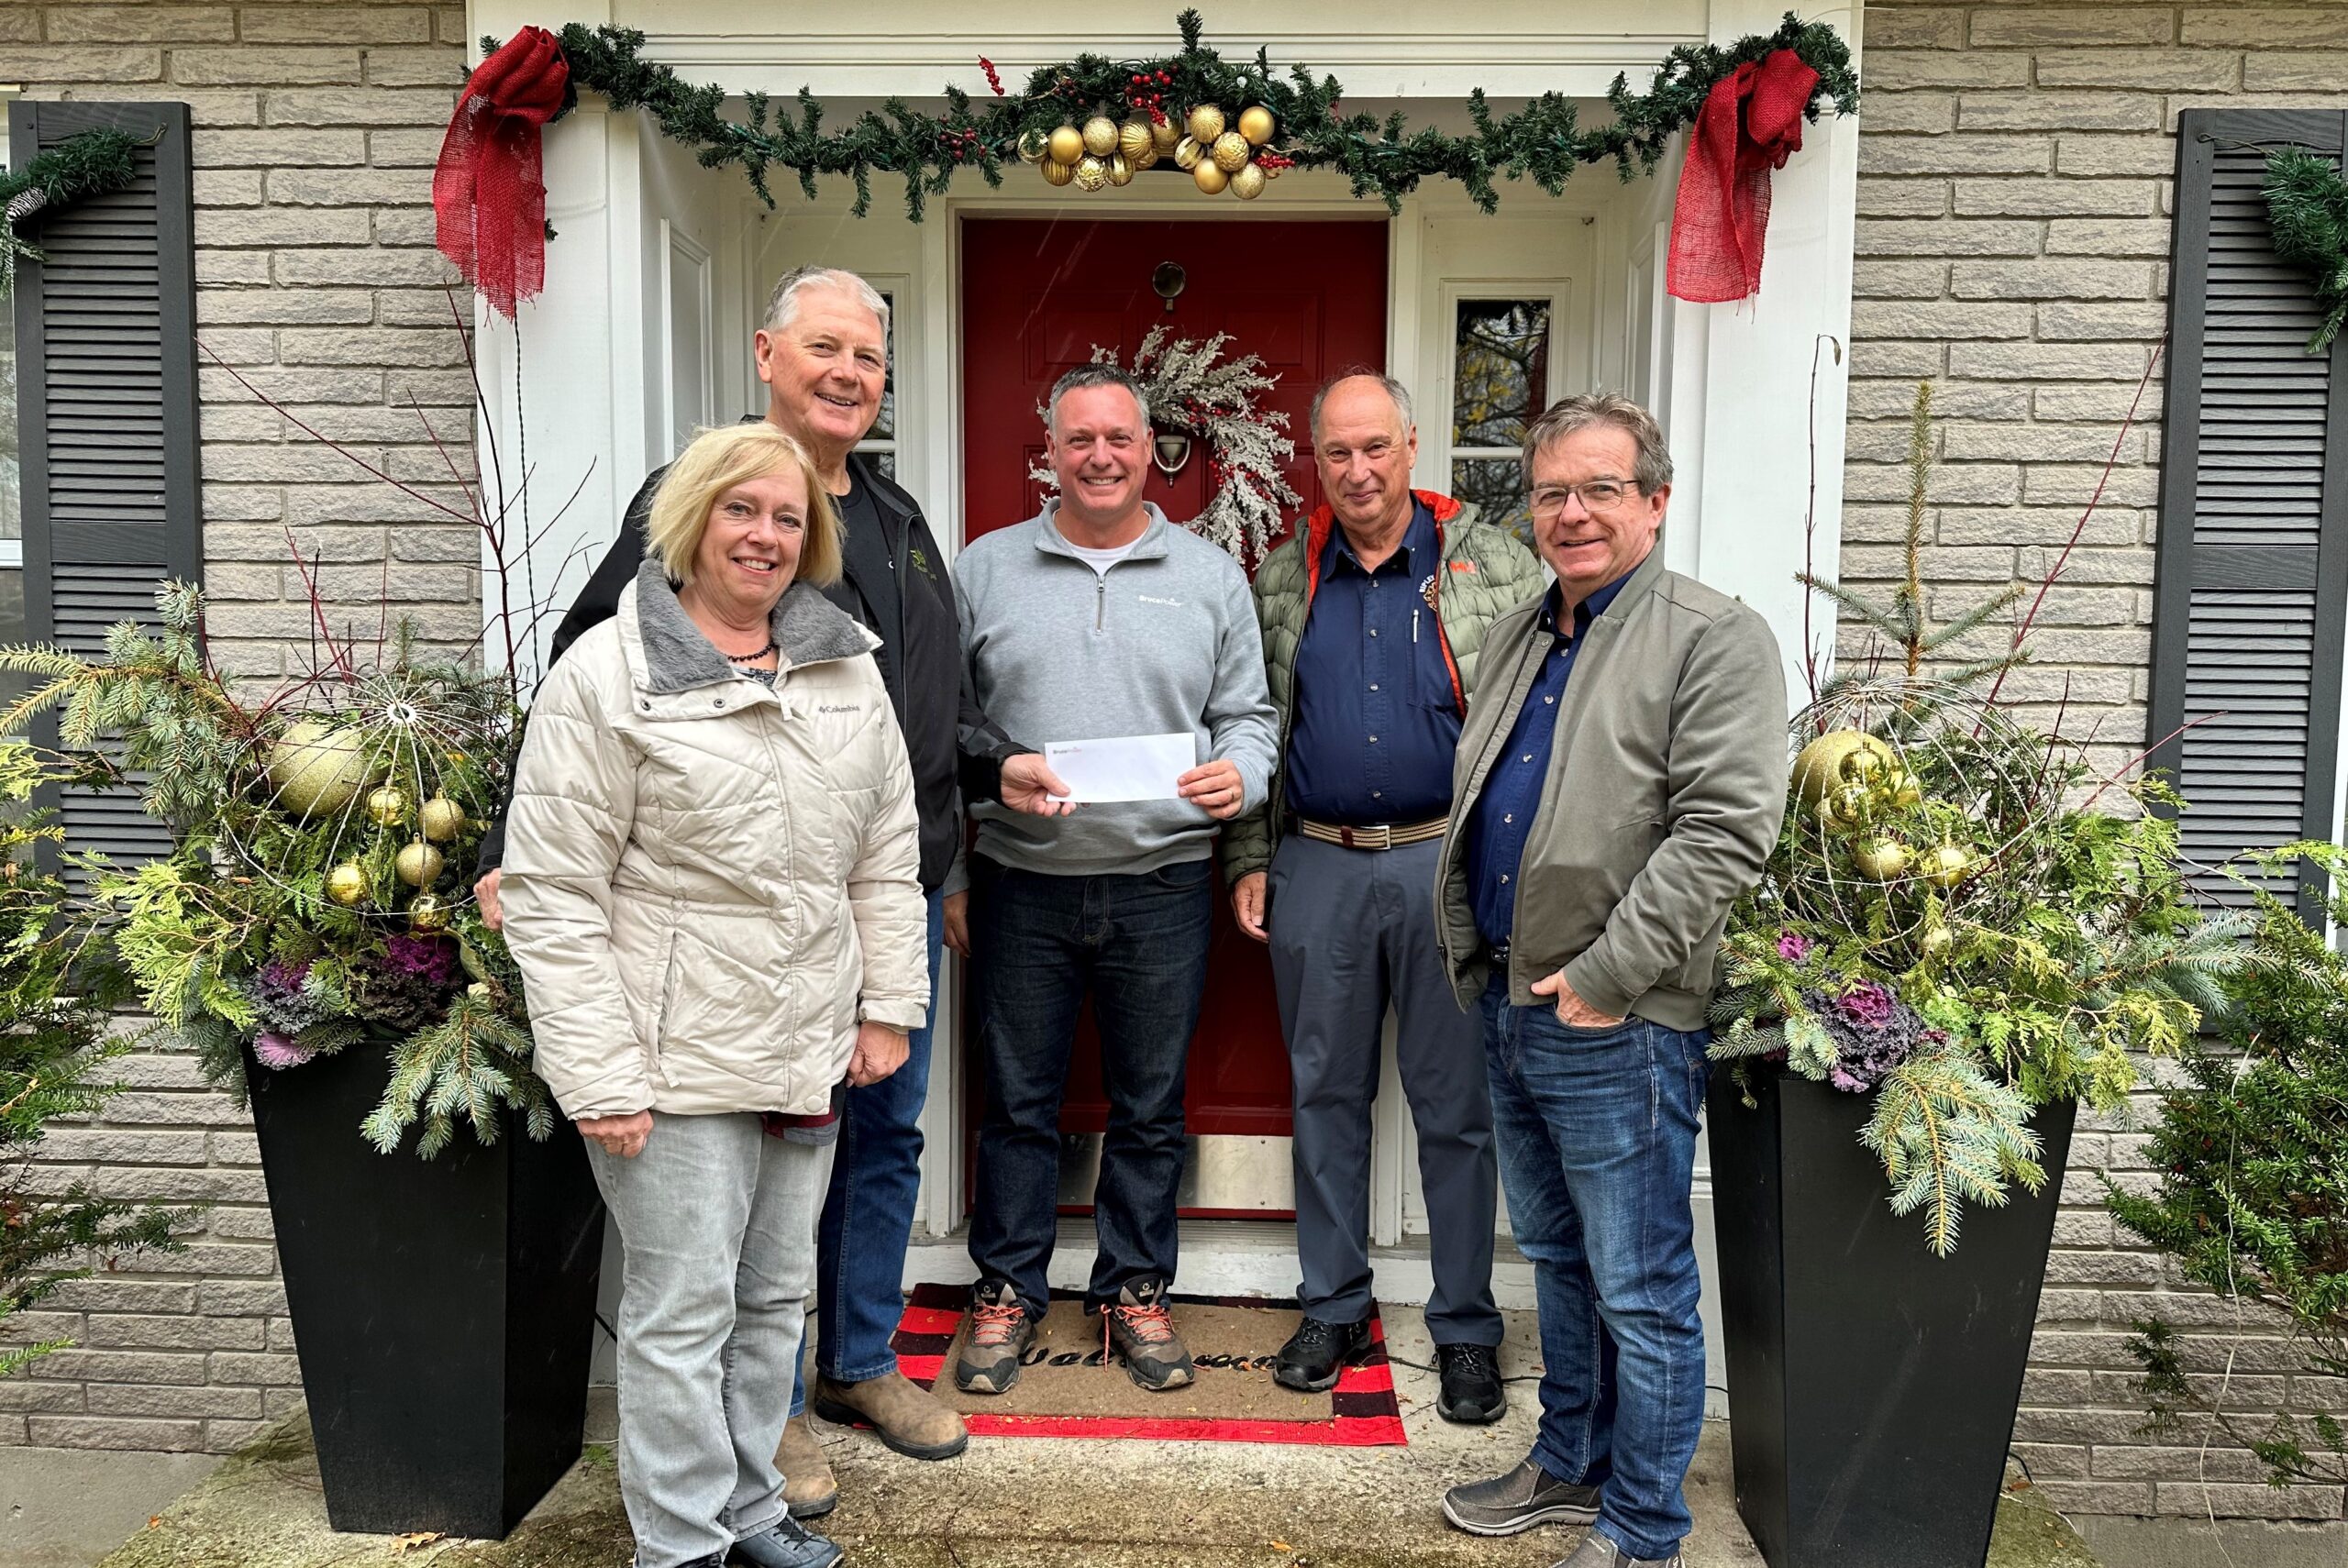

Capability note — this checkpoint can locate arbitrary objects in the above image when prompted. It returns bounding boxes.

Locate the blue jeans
[789,889,944,1413]
[968,855,1214,1311]
[1481,977,1711,1562]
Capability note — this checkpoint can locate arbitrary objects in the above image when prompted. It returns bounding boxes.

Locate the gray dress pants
[1266,833,1502,1345]
[590,1110,833,1568]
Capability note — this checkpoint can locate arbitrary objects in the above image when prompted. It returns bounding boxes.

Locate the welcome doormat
[885,1282,1407,1446]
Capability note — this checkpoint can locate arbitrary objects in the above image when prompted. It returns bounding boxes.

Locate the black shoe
[1272,1316,1371,1392]
[728,1514,844,1568]
[1435,1341,1506,1424]
[1440,1457,1601,1536]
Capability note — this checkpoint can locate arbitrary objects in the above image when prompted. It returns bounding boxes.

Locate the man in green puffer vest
[1221,372,1544,1421]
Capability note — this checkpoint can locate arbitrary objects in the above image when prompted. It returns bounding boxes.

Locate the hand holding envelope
[1042,734,1248,820]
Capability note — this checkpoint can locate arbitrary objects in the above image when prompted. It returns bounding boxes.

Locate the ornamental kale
[1805,981,1926,1093]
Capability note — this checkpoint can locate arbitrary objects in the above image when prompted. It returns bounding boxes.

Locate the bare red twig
[1800,333,1842,713]
[2080,712,2217,811]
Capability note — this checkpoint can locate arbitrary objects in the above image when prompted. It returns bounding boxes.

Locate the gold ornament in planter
[1211,131,1249,172]
[1238,105,1275,146]
[1231,162,1267,200]
[418,796,466,844]
[1047,125,1084,165]
[1792,729,1898,808]
[1074,155,1109,192]
[1851,836,1911,880]
[407,893,450,934]
[1922,843,1973,890]
[1119,119,1155,160]
[1081,116,1119,157]
[1041,158,1076,186]
[1191,160,1229,194]
[267,718,375,818]
[1173,135,1204,171]
[1186,104,1226,143]
[364,784,409,827]
[325,861,368,907]
[394,841,444,889]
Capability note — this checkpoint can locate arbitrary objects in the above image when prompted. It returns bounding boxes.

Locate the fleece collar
[625,557,877,696]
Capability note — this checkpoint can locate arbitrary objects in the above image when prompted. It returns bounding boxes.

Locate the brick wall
[1848,2,2348,1526]
[0,2,473,1452]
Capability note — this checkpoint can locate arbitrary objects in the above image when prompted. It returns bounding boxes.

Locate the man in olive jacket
[1221,373,1542,1422]
[1434,394,1788,1568]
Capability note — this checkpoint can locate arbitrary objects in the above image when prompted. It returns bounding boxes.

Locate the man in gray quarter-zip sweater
[950,365,1277,1399]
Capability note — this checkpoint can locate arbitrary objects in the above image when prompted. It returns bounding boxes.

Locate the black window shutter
[2151,108,2348,917]
[8,101,201,878]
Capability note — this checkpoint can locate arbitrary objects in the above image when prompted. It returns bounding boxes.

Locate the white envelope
[1042,733,1198,803]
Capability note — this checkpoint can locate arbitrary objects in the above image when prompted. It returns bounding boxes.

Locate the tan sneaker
[808,1370,969,1460]
[953,1279,1036,1396]
[1101,1278,1195,1391]
[774,1413,837,1519]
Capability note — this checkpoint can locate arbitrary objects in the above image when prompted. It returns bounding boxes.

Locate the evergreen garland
[2264,147,2348,354]
[0,127,148,296]
[499,10,1857,221]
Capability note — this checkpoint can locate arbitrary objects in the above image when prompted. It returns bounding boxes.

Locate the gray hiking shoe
[1442,1457,1602,1536]
[953,1278,1036,1395]
[1552,1530,1682,1568]
[1100,1278,1195,1391]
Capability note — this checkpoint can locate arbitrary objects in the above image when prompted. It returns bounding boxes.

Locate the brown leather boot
[809,1370,969,1461]
[774,1412,837,1519]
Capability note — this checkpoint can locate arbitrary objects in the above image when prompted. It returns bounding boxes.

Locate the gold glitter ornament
[1150,116,1180,151]
[1191,160,1229,195]
[1041,158,1076,187]
[394,841,444,889]
[418,796,466,843]
[325,862,368,906]
[1211,131,1249,172]
[1106,153,1134,187]
[1851,836,1911,880]
[267,719,373,817]
[1047,125,1084,165]
[1118,119,1155,160]
[1073,155,1109,192]
[364,784,409,827]
[1231,161,1267,200]
[1173,135,1204,171]
[1792,730,1898,807]
[1016,127,1050,164]
[1238,105,1275,146]
[1920,923,1955,959]
[407,893,450,934]
[1186,104,1226,143]
[1081,116,1118,157]
[1921,843,1973,890]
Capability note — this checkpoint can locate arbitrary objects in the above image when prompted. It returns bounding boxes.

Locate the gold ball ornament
[1151,116,1180,151]
[406,893,450,934]
[1081,116,1119,157]
[1820,781,1876,834]
[1073,155,1109,192]
[1890,773,1924,811]
[1922,843,1974,890]
[1921,923,1955,959]
[1016,127,1051,164]
[1128,138,1159,171]
[1173,135,1204,171]
[267,719,375,817]
[1185,104,1226,144]
[1230,161,1267,200]
[394,841,444,889]
[1211,131,1249,172]
[1837,745,1890,786]
[1851,835,1912,880]
[325,862,368,907]
[418,795,466,844]
[1119,119,1155,160]
[1792,730,1899,808]
[1191,160,1230,195]
[1047,125,1085,165]
[1106,153,1134,187]
[1238,105,1276,146]
[1040,158,1076,187]
[364,784,409,827]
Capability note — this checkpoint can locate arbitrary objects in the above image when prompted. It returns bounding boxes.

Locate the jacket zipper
[1095,574,1106,632]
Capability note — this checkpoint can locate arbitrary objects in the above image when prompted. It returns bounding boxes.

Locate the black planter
[1708,1066,2075,1568]
[245,1041,604,1539]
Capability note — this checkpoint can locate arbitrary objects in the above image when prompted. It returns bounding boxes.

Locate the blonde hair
[645,423,842,591]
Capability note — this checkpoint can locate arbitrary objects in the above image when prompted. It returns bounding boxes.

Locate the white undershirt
[1063,537,1143,578]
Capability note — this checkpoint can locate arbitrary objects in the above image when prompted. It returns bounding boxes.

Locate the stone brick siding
[0,3,472,1453]
[1850,2,2348,1526]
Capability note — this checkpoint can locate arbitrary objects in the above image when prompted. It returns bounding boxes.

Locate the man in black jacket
[476,267,1067,1515]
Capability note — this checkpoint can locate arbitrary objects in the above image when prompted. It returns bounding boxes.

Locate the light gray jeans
[590,1110,834,1568]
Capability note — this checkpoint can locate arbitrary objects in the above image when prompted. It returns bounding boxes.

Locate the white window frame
[1438,283,1572,519]
[855,280,908,480]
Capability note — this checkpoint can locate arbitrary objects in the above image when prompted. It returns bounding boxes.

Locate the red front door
[959,217,1388,1209]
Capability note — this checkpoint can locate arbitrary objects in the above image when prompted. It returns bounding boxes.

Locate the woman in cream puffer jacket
[501,421,924,1568]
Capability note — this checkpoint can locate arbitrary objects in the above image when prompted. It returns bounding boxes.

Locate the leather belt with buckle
[1297,816,1448,851]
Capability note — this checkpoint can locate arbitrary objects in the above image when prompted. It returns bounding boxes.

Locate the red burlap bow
[1666,48,1821,304]
[433,28,570,319]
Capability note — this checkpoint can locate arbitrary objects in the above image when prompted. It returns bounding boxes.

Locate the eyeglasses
[1528,479,1639,515]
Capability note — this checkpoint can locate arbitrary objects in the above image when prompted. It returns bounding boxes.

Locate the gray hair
[1521,392,1673,493]
[1310,371,1414,440]
[762,265,891,340]
[1047,363,1151,433]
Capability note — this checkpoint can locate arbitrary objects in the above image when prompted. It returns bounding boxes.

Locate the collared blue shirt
[1283,500,1462,823]
[1464,572,1632,949]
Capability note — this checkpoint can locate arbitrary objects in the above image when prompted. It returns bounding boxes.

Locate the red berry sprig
[1255,150,1297,171]
[1124,68,1175,124]
[978,56,1004,96]
[939,127,985,162]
